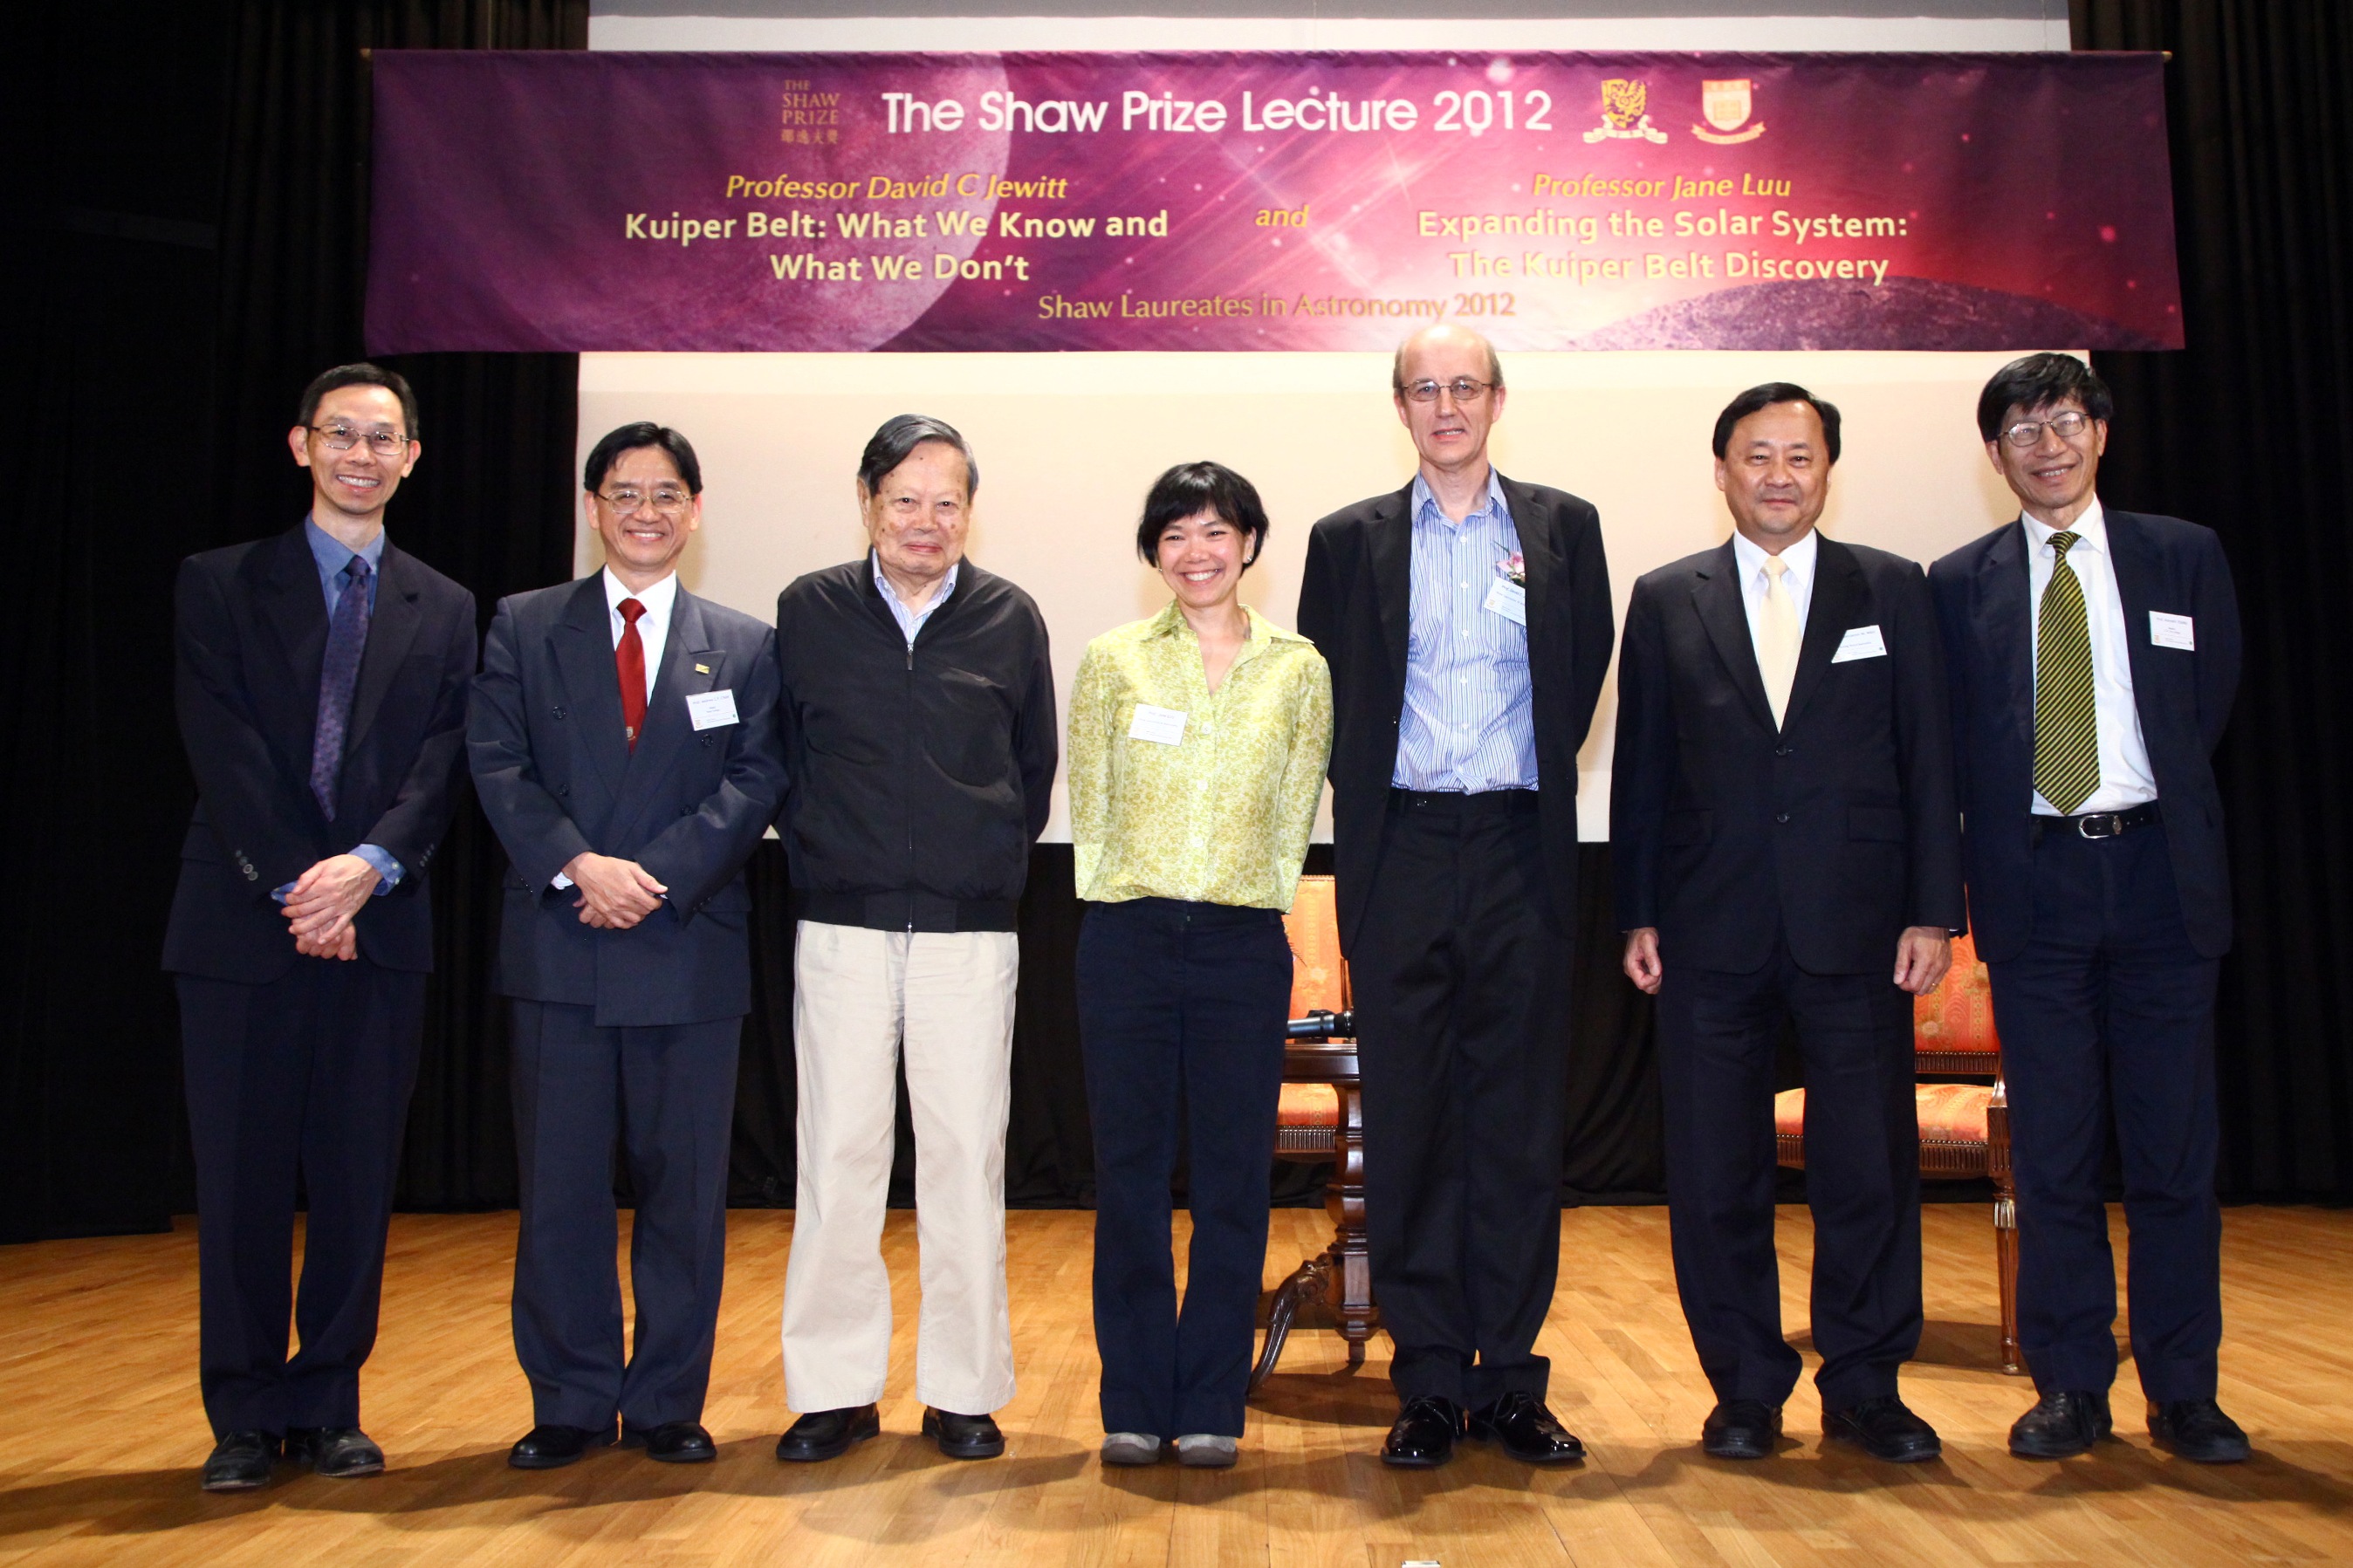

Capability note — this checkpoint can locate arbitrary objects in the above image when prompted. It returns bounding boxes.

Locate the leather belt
[2034,800,2161,843]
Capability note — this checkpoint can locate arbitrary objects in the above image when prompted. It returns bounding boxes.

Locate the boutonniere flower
[1497,551,1526,585]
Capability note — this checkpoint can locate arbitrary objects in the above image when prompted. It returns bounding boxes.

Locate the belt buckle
[2075,811,2124,839]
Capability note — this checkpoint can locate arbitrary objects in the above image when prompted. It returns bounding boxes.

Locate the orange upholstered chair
[1250,875,1377,1393]
[1773,929,2020,1373]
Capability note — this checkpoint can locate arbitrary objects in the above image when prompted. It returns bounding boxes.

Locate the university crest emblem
[1582,78,1669,144]
[1692,79,1766,144]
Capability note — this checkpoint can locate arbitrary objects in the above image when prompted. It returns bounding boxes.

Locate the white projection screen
[578,10,2065,842]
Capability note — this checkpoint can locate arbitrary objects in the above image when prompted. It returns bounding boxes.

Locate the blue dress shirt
[1391,470,1540,792]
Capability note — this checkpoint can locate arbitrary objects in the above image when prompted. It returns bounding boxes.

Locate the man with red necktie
[470,421,787,1471]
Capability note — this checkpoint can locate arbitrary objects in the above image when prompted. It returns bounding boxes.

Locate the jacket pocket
[1848,805,1907,842]
[1664,810,1712,846]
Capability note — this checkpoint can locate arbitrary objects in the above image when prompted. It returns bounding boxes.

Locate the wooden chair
[1249,875,1378,1393]
[1773,928,2021,1373]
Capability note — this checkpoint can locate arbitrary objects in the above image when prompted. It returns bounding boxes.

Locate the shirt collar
[2021,497,2108,555]
[1410,468,1510,531]
[1730,524,1820,585]
[303,515,387,579]
[872,550,960,612]
[603,565,679,623]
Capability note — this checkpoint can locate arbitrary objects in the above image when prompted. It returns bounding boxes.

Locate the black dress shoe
[1824,1395,1942,1462]
[200,1430,279,1493]
[285,1427,385,1477]
[923,1407,1006,1459]
[2149,1399,2251,1463]
[508,1423,618,1470]
[624,1420,717,1463]
[1701,1400,1783,1460]
[2007,1390,2111,1459]
[1467,1391,1586,1464]
[1380,1396,1465,1469]
[775,1404,881,1462]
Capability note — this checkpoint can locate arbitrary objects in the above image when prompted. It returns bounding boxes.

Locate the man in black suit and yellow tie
[470,422,787,1470]
[1612,384,1963,1464]
[166,363,477,1491]
[1931,355,2247,1462]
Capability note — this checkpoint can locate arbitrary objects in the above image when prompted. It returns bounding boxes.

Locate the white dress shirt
[604,565,678,702]
[1730,525,1820,652]
[2023,499,2157,815]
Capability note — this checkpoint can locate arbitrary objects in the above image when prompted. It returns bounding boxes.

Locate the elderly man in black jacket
[772,414,1056,1465]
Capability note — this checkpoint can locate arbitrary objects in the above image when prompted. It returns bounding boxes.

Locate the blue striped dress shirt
[1391,470,1540,792]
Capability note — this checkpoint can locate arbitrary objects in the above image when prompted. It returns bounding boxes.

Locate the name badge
[1831,624,1888,663]
[2150,611,2196,651]
[686,689,740,730]
[1483,577,1527,626]
[1128,703,1188,745]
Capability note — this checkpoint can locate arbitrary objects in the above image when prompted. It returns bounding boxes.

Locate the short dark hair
[1712,381,1842,464]
[582,421,703,495]
[1135,462,1271,570]
[297,362,420,440]
[858,414,978,498]
[1976,353,2114,441]
[1390,329,1505,396]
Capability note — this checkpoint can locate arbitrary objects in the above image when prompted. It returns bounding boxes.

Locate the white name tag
[1128,703,1188,745]
[2150,611,2196,651]
[1483,577,1527,626]
[1831,624,1888,663]
[686,688,739,730]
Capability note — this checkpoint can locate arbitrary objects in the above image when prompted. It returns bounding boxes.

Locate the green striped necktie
[2033,531,2101,815]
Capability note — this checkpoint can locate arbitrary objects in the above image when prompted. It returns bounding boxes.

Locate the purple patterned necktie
[309,554,374,820]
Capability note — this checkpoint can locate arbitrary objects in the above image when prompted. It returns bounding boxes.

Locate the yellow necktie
[1759,555,1801,727]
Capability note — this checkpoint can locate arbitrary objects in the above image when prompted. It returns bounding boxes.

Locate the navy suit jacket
[1612,535,1965,976]
[164,524,477,983]
[469,575,789,1027]
[1929,510,2240,962]
[1297,475,1615,953]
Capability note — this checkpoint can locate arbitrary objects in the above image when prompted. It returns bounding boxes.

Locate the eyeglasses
[2000,410,2092,448]
[310,424,413,456]
[597,486,693,514]
[1400,377,1497,404]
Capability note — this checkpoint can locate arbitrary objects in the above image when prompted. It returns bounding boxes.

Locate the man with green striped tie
[1931,354,2247,1464]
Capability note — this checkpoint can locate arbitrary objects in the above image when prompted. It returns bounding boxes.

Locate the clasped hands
[562,852,668,928]
[1620,926,1952,997]
[283,853,380,961]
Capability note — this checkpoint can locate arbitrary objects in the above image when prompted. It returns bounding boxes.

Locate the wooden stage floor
[3,1203,2350,1566]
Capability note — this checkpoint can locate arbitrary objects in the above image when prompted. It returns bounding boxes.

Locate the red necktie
[617,598,647,750]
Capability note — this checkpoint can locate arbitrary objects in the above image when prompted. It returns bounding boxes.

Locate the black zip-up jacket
[774,555,1057,931]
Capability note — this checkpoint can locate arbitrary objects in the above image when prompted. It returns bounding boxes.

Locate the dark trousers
[1988,819,2222,1401]
[176,958,425,1437]
[1655,939,1922,1411]
[1349,791,1571,1408]
[1076,898,1291,1438]
[509,1001,742,1431]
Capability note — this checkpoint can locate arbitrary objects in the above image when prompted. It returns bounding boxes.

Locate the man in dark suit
[1296,324,1614,1468]
[1612,384,1963,1464]
[470,422,787,1471]
[166,363,476,1492]
[1930,354,2247,1462]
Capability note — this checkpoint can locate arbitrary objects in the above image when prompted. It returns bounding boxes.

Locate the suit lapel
[553,575,628,805]
[343,543,427,755]
[613,587,719,828]
[1369,483,1413,697]
[1694,542,1776,733]
[1781,537,1866,730]
[1978,521,2034,752]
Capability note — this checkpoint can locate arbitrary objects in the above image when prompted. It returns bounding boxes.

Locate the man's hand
[563,852,667,929]
[1893,926,1952,996]
[283,853,380,945]
[1622,928,1664,995]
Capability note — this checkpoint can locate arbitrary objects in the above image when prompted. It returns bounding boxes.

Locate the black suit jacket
[1929,510,2240,962]
[1298,474,1615,953]
[469,575,789,1027]
[1611,535,1964,976]
[163,524,477,983]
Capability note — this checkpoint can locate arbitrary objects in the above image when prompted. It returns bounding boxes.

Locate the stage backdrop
[366,49,2179,355]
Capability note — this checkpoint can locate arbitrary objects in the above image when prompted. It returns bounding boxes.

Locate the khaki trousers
[779,921,1019,1414]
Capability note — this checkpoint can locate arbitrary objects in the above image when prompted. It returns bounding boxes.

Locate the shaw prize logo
[1691,79,1766,145]
[1582,78,1669,144]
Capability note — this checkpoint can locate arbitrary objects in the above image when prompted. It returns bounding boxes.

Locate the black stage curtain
[5,2,2350,1241]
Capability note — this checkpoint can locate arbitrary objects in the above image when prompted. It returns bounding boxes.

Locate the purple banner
[366,50,2181,353]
